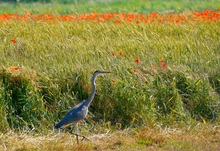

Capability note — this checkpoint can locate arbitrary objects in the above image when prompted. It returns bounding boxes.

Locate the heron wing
[55,100,88,128]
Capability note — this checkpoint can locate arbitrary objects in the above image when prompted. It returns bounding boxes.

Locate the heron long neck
[85,74,97,107]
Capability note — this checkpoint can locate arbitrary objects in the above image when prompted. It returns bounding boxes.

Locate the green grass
[0,1,220,150]
[0,17,219,132]
[0,0,220,14]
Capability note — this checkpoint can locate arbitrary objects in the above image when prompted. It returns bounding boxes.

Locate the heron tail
[55,122,62,129]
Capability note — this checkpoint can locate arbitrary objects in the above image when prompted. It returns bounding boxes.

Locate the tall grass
[0,14,220,132]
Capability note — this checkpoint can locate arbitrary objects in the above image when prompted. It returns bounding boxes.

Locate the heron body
[55,100,89,128]
[55,70,111,129]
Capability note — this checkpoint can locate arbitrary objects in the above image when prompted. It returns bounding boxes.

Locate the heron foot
[75,133,90,141]
[74,133,90,144]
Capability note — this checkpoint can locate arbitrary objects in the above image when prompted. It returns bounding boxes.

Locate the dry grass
[1,124,219,151]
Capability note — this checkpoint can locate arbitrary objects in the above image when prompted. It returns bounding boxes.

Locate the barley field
[0,0,220,150]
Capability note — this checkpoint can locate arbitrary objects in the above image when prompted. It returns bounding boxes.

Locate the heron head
[91,70,111,84]
[94,70,111,75]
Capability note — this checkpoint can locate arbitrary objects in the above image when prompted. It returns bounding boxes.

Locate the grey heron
[55,70,111,143]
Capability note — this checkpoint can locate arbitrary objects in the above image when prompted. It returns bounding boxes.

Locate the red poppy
[10,66,19,72]
[11,39,16,43]
[115,19,121,23]
[119,51,123,56]
[161,63,166,69]
[98,17,104,22]
[135,58,140,64]
[160,59,165,63]
[1,10,220,23]
[133,69,137,72]
[111,53,115,56]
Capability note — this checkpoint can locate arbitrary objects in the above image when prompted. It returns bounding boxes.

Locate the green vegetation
[0,1,220,150]
[0,0,220,14]
[0,18,219,132]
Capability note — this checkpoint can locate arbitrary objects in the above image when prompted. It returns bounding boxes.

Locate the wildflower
[11,38,16,43]
[115,19,121,23]
[10,66,19,72]
[160,59,165,63]
[151,12,158,18]
[128,13,135,18]
[150,19,155,23]
[111,53,115,56]
[133,69,137,72]
[144,20,149,24]
[159,17,164,22]
[98,17,104,22]
[135,58,140,64]
[112,81,117,85]
[119,51,123,56]
[161,63,166,69]
[126,17,133,22]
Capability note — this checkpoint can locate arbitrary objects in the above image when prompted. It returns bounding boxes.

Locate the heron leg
[76,122,79,144]
[74,121,90,144]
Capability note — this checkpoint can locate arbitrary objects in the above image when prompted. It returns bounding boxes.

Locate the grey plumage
[55,70,111,129]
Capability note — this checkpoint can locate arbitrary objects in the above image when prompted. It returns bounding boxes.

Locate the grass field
[0,0,220,14]
[0,0,220,150]
[1,124,220,150]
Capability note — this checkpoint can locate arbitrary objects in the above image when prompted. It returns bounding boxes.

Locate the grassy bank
[0,2,220,150]
[1,124,219,150]
[0,10,219,132]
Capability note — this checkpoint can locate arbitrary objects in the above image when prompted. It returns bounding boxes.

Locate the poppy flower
[10,66,19,72]
[98,17,104,22]
[135,58,140,64]
[133,69,137,72]
[119,51,123,56]
[160,59,165,63]
[115,19,121,23]
[161,63,166,69]
[111,53,115,56]
[11,39,16,43]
